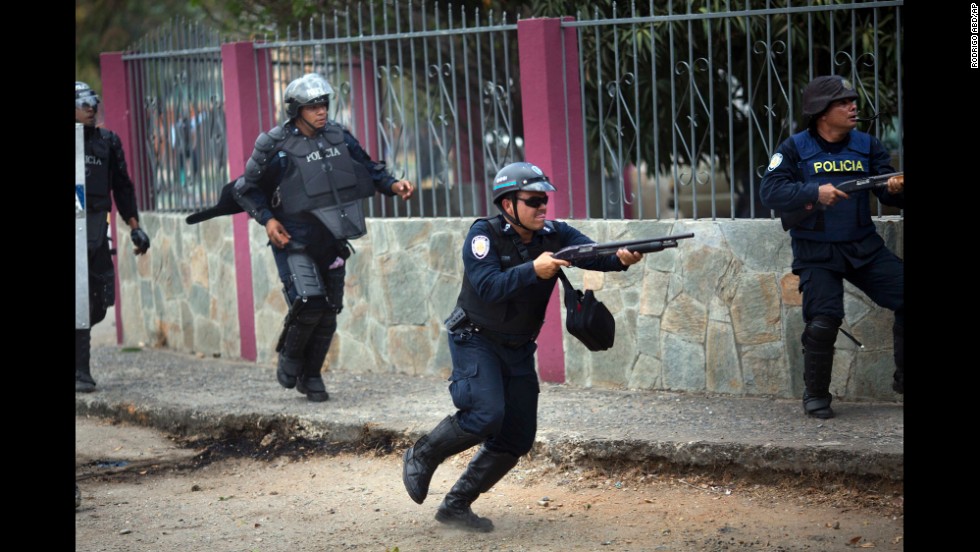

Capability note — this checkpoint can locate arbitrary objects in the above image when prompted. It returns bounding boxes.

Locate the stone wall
[114,215,903,402]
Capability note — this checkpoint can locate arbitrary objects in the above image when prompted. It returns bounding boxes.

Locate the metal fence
[120,0,903,221]
[123,18,228,213]
[569,0,904,220]
[252,3,520,219]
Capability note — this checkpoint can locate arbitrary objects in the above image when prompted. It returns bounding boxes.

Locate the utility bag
[557,270,615,351]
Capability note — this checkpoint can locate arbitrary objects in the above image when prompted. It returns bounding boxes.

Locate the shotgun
[778,172,903,231]
[552,233,695,262]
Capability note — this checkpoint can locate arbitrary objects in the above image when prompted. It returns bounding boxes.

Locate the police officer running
[760,75,904,419]
[402,162,644,531]
[231,73,414,402]
[75,81,151,393]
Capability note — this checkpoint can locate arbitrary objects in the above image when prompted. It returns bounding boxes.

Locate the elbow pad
[231,176,264,221]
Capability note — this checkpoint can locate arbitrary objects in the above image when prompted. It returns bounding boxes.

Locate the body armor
[789,130,875,242]
[455,217,561,335]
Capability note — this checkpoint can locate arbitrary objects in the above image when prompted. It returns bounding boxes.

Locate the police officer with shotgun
[402,162,644,532]
[760,75,904,419]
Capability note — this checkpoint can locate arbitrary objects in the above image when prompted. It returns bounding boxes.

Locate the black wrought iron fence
[120,0,903,222]
[123,18,228,214]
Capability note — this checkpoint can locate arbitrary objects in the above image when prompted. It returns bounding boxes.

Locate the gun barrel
[552,233,694,261]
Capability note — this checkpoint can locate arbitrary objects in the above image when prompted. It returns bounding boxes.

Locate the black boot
[75,329,97,393]
[295,324,334,402]
[276,315,318,389]
[892,323,904,394]
[277,355,303,389]
[435,446,520,532]
[403,415,483,504]
[801,317,837,419]
[296,373,329,402]
[803,346,834,419]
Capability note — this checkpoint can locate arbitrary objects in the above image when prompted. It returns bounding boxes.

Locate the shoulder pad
[267,125,286,140]
[254,128,285,152]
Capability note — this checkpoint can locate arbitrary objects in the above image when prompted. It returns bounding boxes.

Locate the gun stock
[778,172,902,231]
[552,233,695,262]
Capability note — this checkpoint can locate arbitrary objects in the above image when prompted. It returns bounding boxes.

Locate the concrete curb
[77,346,903,481]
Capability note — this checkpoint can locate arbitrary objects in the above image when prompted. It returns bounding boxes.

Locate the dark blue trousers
[447,332,540,457]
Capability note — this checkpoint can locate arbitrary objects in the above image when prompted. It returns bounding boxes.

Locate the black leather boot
[801,317,837,419]
[802,347,834,419]
[891,323,904,394]
[435,446,519,532]
[295,324,334,402]
[277,355,303,389]
[403,415,482,504]
[296,373,329,402]
[276,315,318,389]
[75,329,97,393]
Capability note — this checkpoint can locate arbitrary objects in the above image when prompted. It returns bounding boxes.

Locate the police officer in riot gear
[760,75,904,418]
[231,73,414,402]
[75,81,150,393]
[402,162,644,531]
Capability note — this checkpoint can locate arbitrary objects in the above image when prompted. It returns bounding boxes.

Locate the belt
[456,324,537,349]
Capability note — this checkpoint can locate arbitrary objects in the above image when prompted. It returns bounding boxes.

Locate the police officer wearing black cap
[401,162,644,532]
[760,75,904,419]
[75,81,151,393]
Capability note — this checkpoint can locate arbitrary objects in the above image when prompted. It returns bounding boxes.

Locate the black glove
[131,227,151,254]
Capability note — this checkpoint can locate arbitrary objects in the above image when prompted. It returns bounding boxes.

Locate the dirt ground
[75,415,903,552]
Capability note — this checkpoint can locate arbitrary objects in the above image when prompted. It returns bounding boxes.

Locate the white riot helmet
[284,73,335,119]
[75,81,101,111]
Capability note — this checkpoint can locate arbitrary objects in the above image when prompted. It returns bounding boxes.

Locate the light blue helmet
[490,162,556,206]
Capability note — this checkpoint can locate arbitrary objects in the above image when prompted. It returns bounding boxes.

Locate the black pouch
[444,305,469,333]
[558,270,615,351]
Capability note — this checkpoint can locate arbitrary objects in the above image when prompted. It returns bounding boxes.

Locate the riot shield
[75,123,89,329]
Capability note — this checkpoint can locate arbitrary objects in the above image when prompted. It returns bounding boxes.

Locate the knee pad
[802,315,840,352]
[286,249,327,299]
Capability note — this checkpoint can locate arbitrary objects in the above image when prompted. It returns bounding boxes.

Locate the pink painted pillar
[222,42,274,361]
[518,17,587,383]
[99,52,136,346]
[349,57,380,160]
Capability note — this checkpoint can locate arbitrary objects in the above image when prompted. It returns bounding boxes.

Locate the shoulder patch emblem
[471,235,491,259]
[767,152,783,172]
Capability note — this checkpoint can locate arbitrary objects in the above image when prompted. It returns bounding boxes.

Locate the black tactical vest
[276,123,376,215]
[456,216,562,334]
[83,128,113,213]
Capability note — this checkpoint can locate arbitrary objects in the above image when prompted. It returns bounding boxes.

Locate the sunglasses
[516,195,549,208]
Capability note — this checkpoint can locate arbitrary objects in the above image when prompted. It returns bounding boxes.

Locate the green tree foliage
[76,0,206,91]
